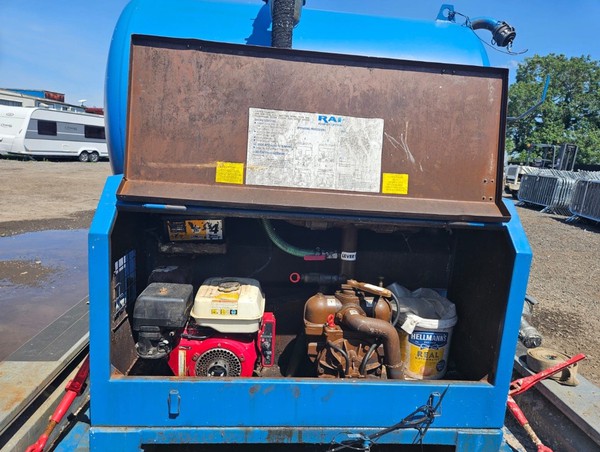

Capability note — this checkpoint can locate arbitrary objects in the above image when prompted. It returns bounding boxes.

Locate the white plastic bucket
[398,313,457,380]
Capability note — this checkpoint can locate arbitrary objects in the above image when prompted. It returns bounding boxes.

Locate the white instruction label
[246,108,384,192]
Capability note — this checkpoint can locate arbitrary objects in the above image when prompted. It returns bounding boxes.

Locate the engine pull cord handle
[346,279,392,298]
[26,354,90,452]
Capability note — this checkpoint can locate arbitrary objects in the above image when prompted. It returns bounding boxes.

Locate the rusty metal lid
[119,35,510,222]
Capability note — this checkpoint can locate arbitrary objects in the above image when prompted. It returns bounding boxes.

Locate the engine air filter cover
[132,282,194,330]
[191,277,265,333]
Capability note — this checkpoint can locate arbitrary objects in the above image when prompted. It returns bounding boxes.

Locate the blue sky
[0,0,598,107]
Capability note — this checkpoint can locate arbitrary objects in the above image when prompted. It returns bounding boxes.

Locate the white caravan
[0,106,107,161]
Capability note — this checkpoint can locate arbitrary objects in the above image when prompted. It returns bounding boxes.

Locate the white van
[0,106,108,162]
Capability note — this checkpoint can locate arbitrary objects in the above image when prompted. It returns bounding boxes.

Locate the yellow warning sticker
[215,162,244,185]
[382,173,409,195]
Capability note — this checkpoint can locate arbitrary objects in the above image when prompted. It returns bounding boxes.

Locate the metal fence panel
[519,170,600,216]
[570,179,600,222]
[518,174,556,206]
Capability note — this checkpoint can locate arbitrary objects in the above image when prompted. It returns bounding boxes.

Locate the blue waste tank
[105,0,490,174]
[89,1,530,450]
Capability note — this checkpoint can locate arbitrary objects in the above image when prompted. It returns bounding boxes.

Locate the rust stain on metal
[321,390,334,402]
[120,36,510,222]
[145,162,218,169]
[266,428,295,443]
[1,385,26,412]
[262,385,275,395]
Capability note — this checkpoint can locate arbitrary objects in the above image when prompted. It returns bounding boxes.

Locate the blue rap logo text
[317,115,343,125]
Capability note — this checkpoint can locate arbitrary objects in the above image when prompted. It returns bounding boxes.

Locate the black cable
[328,386,449,451]
[475,33,528,56]
[389,293,401,328]
[329,432,371,451]
[359,339,381,376]
[247,238,273,278]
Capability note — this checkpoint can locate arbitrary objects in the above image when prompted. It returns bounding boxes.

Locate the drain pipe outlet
[470,16,516,48]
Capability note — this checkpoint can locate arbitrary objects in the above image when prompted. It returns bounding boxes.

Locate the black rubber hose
[390,293,401,328]
[271,0,295,48]
[359,339,381,376]
[470,17,516,48]
[326,341,350,377]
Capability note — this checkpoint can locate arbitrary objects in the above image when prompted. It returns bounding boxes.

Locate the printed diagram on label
[246,108,384,193]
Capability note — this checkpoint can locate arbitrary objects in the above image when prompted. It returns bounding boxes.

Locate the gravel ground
[515,203,600,385]
[1,158,598,386]
[0,159,111,236]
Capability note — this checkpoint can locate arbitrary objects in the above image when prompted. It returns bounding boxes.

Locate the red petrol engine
[167,278,275,377]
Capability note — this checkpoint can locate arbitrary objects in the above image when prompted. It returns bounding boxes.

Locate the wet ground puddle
[0,229,88,360]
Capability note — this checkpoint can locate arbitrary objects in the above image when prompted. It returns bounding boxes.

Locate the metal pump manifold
[304,282,403,379]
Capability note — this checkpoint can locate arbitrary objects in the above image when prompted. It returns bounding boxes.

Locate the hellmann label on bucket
[405,330,449,378]
[246,108,384,192]
[409,331,449,349]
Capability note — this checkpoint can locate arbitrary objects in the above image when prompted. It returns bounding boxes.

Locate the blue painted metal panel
[53,409,90,452]
[105,0,488,174]
[93,377,499,428]
[89,426,504,450]
[88,176,120,402]
[482,200,532,425]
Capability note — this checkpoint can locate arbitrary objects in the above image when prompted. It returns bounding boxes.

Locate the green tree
[506,54,600,165]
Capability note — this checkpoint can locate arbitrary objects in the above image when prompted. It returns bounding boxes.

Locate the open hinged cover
[119,35,510,222]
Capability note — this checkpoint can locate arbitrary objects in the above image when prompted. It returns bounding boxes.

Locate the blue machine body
[90,1,531,450]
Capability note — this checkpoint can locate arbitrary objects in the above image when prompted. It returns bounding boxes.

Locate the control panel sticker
[166,219,223,241]
[246,108,384,192]
[215,161,244,185]
[381,172,409,195]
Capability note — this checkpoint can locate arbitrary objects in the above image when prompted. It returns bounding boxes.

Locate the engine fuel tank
[191,277,265,333]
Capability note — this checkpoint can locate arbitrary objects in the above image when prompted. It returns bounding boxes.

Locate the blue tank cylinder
[105,0,489,173]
